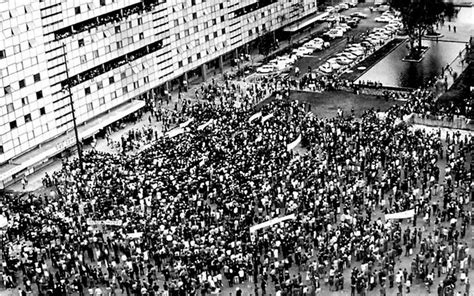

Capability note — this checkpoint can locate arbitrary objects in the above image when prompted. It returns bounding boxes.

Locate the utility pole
[61,43,84,174]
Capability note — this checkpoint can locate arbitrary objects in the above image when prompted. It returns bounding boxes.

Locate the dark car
[347,20,358,28]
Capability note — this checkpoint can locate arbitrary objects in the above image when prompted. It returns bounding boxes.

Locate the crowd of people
[0,73,473,296]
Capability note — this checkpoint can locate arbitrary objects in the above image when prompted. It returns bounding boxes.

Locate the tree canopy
[389,0,451,58]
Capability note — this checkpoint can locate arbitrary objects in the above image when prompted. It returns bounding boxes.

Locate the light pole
[61,43,84,174]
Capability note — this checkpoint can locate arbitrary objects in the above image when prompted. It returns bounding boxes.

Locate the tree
[389,0,449,59]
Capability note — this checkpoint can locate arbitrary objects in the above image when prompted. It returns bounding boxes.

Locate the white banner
[262,113,274,123]
[86,219,123,226]
[197,119,214,131]
[127,232,143,239]
[287,134,302,151]
[250,214,296,233]
[166,127,186,138]
[248,112,262,123]
[179,118,194,128]
[385,209,415,220]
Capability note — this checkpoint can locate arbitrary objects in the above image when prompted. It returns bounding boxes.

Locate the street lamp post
[61,43,84,174]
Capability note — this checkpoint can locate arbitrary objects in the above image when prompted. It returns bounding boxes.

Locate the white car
[384,25,398,33]
[388,20,403,28]
[335,26,349,33]
[346,48,365,56]
[350,12,368,19]
[375,16,393,23]
[336,56,353,65]
[327,58,343,70]
[324,29,344,39]
[339,23,351,31]
[305,42,323,51]
[274,56,296,65]
[319,63,333,74]
[257,64,276,73]
[372,33,390,40]
[325,6,335,12]
[292,47,313,57]
[339,3,349,10]
[341,52,358,60]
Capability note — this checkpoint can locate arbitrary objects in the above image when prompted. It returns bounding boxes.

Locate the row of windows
[8,107,46,130]
[84,75,150,97]
[176,28,225,42]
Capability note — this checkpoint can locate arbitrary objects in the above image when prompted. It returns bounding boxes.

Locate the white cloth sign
[166,128,186,138]
[179,118,194,128]
[248,112,262,123]
[250,214,296,233]
[385,209,415,220]
[287,134,302,151]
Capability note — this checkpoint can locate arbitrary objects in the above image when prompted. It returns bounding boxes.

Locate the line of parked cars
[256,37,331,74]
[318,12,403,75]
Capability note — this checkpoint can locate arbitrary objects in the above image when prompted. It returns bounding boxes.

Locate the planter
[402,46,430,63]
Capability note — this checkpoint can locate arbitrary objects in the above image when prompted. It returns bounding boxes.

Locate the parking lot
[254,4,400,79]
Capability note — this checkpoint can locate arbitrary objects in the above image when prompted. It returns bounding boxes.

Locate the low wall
[407,113,474,131]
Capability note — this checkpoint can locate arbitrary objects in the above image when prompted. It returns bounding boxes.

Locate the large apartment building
[0,0,318,187]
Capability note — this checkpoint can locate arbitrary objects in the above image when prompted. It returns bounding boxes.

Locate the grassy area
[340,38,406,82]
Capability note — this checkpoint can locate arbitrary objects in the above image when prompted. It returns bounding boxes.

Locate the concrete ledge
[406,113,474,131]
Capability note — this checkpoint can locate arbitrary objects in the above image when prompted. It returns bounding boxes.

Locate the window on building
[127,37,134,45]
[14,45,21,54]
[40,107,46,115]
[115,26,121,33]
[21,96,29,105]
[109,76,115,84]
[0,49,5,59]
[93,50,99,58]
[212,19,217,25]
[0,146,4,154]
[249,29,253,36]
[6,103,14,113]
[191,0,196,5]
[192,13,197,19]
[36,90,43,99]
[87,103,93,112]
[221,15,225,22]
[195,39,200,46]
[178,61,183,68]
[85,87,91,95]
[99,97,105,105]
[24,113,32,123]
[194,26,199,33]
[205,35,210,42]
[78,39,84,47]
[220,3,224,9]
[138,18,143,25]
[80,55,87,63]
[100,0,106,6]
[204,22,209,29]
[97,81,103,89]
[174,19,179,26]
[143,76,149,84]
[116,41,122,49]
[111,91,117,99]
[184,29,190,37]
[139,32,144,40]
[10,120,17,130]
[4,85,11,94]
[121,72,127,80]
[33,73,41,82]
[122,86,128,94]
[222,28,226,34]
[133,81,139,89]
[188,57,192,64]
[214,31,218,38]
[75,6,81,14]
[197,52,201,60]
[175,33,180,40]
[19,79,26,88]
[17,62,24,71]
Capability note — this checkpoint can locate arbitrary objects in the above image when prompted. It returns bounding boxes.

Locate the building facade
[0,0,318,186]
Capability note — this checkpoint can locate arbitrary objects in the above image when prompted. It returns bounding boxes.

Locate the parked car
[325,6,335,12]
[350,12,368,19]
[336,56,353,65]
[305,42,323,51]
[339,23,351,31]
[327,58,343,70]
[339,3,349,10]
[292,47,313,57]
[323,29,343,39]
[325,15,338,22]
[257,64,276,73]
[319,63,333,74]
[341,52,358,60]
[346,48,364,56]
